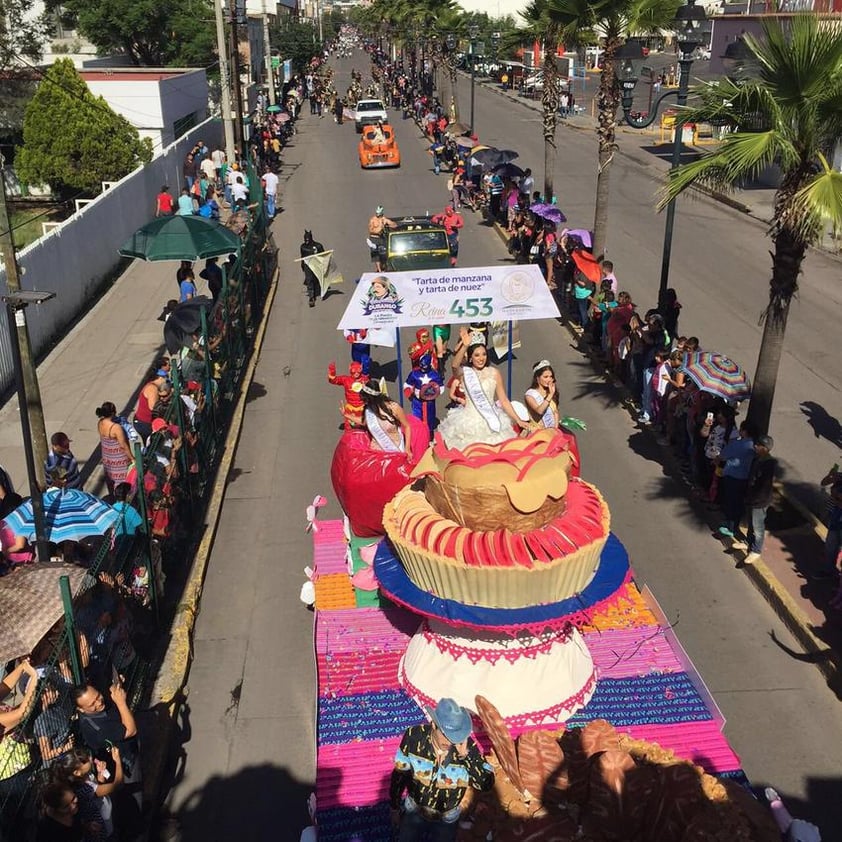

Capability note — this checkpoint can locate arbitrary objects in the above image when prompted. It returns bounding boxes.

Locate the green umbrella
[119,215,242,262]
[267,104,282,113]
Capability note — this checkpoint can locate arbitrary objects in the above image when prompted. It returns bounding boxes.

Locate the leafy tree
[16,58,153,197]
[0,0,48,70]
[51,0,215,67]
[663,15,842,434]
[547,0,681,256]
[270,20,321,74]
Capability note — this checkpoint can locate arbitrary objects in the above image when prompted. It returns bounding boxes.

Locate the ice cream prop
[375,428,629,726]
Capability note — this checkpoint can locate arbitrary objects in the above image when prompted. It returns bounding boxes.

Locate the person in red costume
[408,327,434,365]
[432,206,464,266]
[328,361,369,429]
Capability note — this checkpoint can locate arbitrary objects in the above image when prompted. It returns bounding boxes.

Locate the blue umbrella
[5,488,121,543]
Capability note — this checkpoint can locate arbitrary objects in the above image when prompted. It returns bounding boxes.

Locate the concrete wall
[0,118,221,395]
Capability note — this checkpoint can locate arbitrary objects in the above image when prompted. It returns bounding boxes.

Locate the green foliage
[52,0,215,67]
[16,59,153,197]
[0,0,48,70]
[270,20,321,74]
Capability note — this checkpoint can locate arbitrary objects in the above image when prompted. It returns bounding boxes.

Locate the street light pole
[0,164,50,487]
[617,1,708,313]
[229,3,245,160]
[3,291,56,565]
[468,24,479,135]
[213,0,236,162]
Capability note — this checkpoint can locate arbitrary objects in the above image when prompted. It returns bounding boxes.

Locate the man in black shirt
[742,434,777,565]
[389,697,493,840]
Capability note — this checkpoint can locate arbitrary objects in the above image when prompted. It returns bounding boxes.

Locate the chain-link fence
[0,163,276,837]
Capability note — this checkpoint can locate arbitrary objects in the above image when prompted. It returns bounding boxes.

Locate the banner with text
[337,265,560,330]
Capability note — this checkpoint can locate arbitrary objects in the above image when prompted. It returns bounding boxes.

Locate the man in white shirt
[200,155,216,188]
[231,176,249,209]
[261,166,279,219]
[519,167,535,197]
[211,147,226,183]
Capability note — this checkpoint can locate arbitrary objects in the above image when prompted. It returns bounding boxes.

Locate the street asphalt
[161,52,842,839]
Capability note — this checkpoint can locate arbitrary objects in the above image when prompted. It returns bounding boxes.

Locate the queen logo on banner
[338,265,559,330]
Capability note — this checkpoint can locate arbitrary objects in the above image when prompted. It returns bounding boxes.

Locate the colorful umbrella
[530,203,567,224]
[267,104,282,113]
[119,215,242,262]
[5,488,121,544]
[571,249,602,283]
[682,352,752,402]
[455,136,477,149]
[276,113,291,123]
[565,228,593,250]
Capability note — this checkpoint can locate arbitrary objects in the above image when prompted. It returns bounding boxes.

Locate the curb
[141,262,281,809]
[485,218,841,690]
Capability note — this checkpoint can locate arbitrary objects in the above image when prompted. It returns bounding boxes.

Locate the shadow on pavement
[800,400,842,449]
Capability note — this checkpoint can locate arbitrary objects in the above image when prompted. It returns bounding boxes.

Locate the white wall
[84,78,166,137]
[0,118,222,395]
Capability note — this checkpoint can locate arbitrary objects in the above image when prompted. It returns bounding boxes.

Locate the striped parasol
[682,352,752,402]
[5,488,121,544]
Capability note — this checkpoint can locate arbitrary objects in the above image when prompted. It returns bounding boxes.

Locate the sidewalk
[0,258,187,496]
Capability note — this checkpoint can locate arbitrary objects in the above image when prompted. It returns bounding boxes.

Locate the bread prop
[476,695,524,793]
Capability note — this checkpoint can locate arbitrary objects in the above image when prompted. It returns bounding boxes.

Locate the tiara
[468,331,486,347]
[361,378,387,397]
[532,359,552,373]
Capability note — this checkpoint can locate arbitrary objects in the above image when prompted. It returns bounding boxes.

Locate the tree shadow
[799,400,842,448]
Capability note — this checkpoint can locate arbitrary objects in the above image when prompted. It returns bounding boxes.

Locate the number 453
[449,297,492,318]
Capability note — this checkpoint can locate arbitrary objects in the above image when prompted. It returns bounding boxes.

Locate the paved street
[162,53,842,839]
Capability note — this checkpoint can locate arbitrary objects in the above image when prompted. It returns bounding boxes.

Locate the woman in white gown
[524,360,560,429]
[437,327,528,450]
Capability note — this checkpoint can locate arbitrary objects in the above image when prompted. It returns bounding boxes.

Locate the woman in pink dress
[96,402,134,495]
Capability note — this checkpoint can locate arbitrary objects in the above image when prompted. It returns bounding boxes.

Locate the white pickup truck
[354,98,388,133]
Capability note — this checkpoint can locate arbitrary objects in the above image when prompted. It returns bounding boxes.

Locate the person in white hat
[389,697,493,839]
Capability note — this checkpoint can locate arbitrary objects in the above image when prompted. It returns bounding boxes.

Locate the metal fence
[0,163,275,837]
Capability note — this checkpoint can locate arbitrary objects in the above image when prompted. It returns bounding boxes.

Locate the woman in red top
[156,185,174,216]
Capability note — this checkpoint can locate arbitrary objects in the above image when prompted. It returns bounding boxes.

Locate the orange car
[358,124,401,169]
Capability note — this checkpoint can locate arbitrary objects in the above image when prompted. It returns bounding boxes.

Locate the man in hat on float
[389,697,493,840]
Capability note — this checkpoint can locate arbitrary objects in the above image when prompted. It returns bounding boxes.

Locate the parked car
[354,98,388,133]
[358,124,401,168]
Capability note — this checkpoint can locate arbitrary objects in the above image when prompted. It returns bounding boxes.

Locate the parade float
[305,265,777,841]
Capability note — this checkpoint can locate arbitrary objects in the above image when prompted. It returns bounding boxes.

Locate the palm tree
[521,1,564,202]
[544,0,680,256]
[662,15,842,433]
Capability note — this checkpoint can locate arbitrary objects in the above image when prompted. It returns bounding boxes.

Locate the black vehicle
[385,216,451,271]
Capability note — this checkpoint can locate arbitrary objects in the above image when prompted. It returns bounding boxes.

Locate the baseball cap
[151,418,168,433]
[757,434,774,451]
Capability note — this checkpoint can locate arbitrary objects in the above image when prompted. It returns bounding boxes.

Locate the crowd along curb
[141,261,281,813]
[485,217,841,691]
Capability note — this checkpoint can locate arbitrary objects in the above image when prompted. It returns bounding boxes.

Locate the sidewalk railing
[0,161,276,830]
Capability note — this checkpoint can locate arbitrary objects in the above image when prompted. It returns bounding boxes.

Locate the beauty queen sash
[526,388,555,428]
[365,408,403,452]
[462,367,501,433]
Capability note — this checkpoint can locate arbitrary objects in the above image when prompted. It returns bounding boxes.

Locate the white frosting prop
[365,408,403,452]
[463,367,501,433]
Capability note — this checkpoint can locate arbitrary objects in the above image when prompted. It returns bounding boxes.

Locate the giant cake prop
[375,428,629,726]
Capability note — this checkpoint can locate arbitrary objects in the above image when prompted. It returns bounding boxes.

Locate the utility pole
[0,165,49,491]
[228,1,245,159]
[214,0,236,163]
[262,0,276,106]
